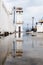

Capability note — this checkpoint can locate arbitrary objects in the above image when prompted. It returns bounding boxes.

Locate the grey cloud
[29,0,43,6]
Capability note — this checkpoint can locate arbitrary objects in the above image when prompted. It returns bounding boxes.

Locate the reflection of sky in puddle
[12,33,23,57]
[12,33,43,58]
[0,33,43,64]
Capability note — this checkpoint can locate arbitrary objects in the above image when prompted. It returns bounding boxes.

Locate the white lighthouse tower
[15,7,23,56]
[16,7,23,38]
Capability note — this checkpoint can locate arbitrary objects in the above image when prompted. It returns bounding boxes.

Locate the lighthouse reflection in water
[13,32,23,57]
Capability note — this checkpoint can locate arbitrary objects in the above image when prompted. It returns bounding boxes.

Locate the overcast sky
[3,0,43,28]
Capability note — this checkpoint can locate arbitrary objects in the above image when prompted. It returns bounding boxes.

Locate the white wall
[0,0,14,33]
[16,12,23,23]
[37,24,43,32]
[16,11,23,33]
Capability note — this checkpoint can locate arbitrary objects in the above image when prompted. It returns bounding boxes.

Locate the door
[18,26,21,37]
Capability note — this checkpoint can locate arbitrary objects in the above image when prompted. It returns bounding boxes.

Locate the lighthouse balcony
[16,21,23,24]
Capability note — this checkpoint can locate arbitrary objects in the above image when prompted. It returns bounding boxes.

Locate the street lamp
[13,7,16,24]
[13,6,16,37]
[9,6,16,25]
[32,17,34,31]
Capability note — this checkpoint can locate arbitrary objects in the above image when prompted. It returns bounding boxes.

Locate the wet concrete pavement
[0,34,14,65]
[4,53,43,65]
[0,33,43,65]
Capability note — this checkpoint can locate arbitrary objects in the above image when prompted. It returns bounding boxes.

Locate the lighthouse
[15,7,23,56]
[16,7,23,38]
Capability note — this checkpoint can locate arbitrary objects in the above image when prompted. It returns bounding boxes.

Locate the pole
[13,7,15,24]
[13,7,16,37]
[32,17,34,30]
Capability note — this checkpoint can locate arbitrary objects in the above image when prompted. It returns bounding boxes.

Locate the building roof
[39,17,43,23]
[39,20,43,23]
[16,7,23,13]
[16,7,23,10]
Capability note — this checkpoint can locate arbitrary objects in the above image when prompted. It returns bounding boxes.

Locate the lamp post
[9,6,16,33]
[13,7,16,24]
[32,17,34,31]
[13,7,16,37]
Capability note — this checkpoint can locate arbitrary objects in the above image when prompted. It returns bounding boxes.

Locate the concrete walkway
[4,53,43,65]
